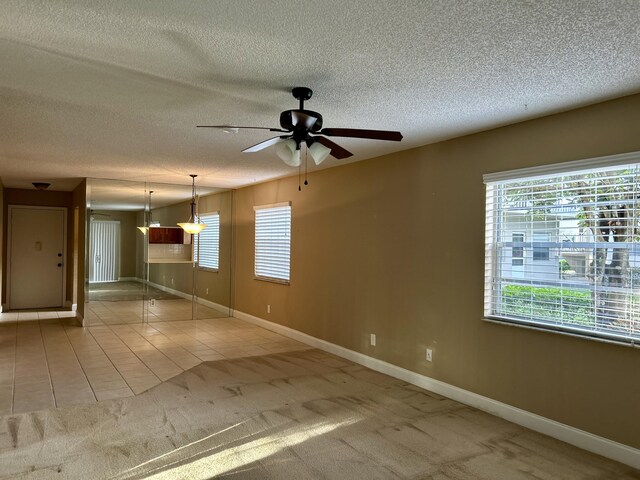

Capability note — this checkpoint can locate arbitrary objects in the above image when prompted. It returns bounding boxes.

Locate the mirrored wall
[83,178,233,326]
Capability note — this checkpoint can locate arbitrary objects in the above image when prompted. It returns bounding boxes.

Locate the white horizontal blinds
[255,204,291,282]
[485,162,640,344]
[194,212,220,270]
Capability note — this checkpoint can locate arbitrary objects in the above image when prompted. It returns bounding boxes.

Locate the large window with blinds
[254,203,291,283]
[194,212,220,271]
[484,153,640,345]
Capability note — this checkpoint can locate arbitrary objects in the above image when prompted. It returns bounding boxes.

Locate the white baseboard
[145,280,230,315]
[196,297,233,316]
[145,280,192,301]
[233,309,640,470]
[63,300,77,312]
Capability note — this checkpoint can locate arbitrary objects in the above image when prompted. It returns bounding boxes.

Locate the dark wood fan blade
[319,128,403,141]
[197,125,289,133]
[313,136,353,159]
[242,136,289,153]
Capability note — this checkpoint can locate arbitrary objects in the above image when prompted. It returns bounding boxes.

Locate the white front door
[9,206,66,309]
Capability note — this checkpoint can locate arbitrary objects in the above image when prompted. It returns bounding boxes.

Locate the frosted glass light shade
[276,139,301,167]
[178,222,207,234]
[309,141,331,165]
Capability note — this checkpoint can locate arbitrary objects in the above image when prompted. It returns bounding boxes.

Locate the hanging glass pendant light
[137,190,154,234]
[178,174,207,234]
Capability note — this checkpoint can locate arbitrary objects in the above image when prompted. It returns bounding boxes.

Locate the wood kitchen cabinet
[146,227,193,263]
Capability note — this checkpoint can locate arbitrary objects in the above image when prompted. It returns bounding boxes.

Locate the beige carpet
[0,349,637,479]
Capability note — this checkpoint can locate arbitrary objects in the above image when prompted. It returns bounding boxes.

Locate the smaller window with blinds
[194,212,220,271]
[484,153,640,345]
[254,203,291,284]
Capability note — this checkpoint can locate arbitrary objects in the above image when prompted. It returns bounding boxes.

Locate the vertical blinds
[254,204,291,283]
[89,221,120,283]
[194,212,220,270]
[484,162,640,344]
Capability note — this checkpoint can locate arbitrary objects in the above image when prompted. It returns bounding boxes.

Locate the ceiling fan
[197,87,403,167]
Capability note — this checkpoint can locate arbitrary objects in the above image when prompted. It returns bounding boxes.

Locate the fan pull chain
[298,158,302,191]
[304,147,309,186]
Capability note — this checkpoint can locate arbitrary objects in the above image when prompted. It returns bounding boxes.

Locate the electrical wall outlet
[426,348,433,362]
[370,333,376,346]
[171,278,174,285]
[150,299,155,306]
[206,287,209,294]
[267,304,271,314]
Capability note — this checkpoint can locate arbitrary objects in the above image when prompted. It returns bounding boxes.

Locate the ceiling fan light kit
[276,139,301,167]
[198,87,403,167]
[307,140,331,165]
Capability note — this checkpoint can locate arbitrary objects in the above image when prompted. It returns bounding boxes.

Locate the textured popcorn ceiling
[1,0,639,193]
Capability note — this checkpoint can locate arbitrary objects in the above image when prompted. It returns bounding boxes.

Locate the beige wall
[72,180,86,320]
[0,179,3,309]
[232,93,640,449]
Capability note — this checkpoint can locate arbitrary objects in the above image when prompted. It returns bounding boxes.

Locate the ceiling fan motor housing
[280,110,323,133]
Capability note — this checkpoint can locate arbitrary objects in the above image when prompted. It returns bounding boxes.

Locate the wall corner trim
[233,309,640,470]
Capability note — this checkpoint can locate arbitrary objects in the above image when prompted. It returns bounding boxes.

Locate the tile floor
[0,310,309,415]
[85,298,230,325]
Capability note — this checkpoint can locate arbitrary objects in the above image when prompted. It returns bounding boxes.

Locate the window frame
[194,211,220,273]
[483,150,640,347]
[254,202,291,285]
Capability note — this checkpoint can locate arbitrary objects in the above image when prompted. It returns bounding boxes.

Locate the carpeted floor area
[0,349,637,479]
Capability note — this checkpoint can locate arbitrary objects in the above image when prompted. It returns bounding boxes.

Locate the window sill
[198,267,219,273]
[254,276,290,286]
[482,316,638,348]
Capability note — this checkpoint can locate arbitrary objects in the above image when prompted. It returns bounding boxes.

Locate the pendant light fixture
[178,174,207,234]
[137,190,154,234]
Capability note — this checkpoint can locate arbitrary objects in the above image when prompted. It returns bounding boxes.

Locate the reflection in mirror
[83,178,232,326]
[146,183,232,322]
[84,179,147,326]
